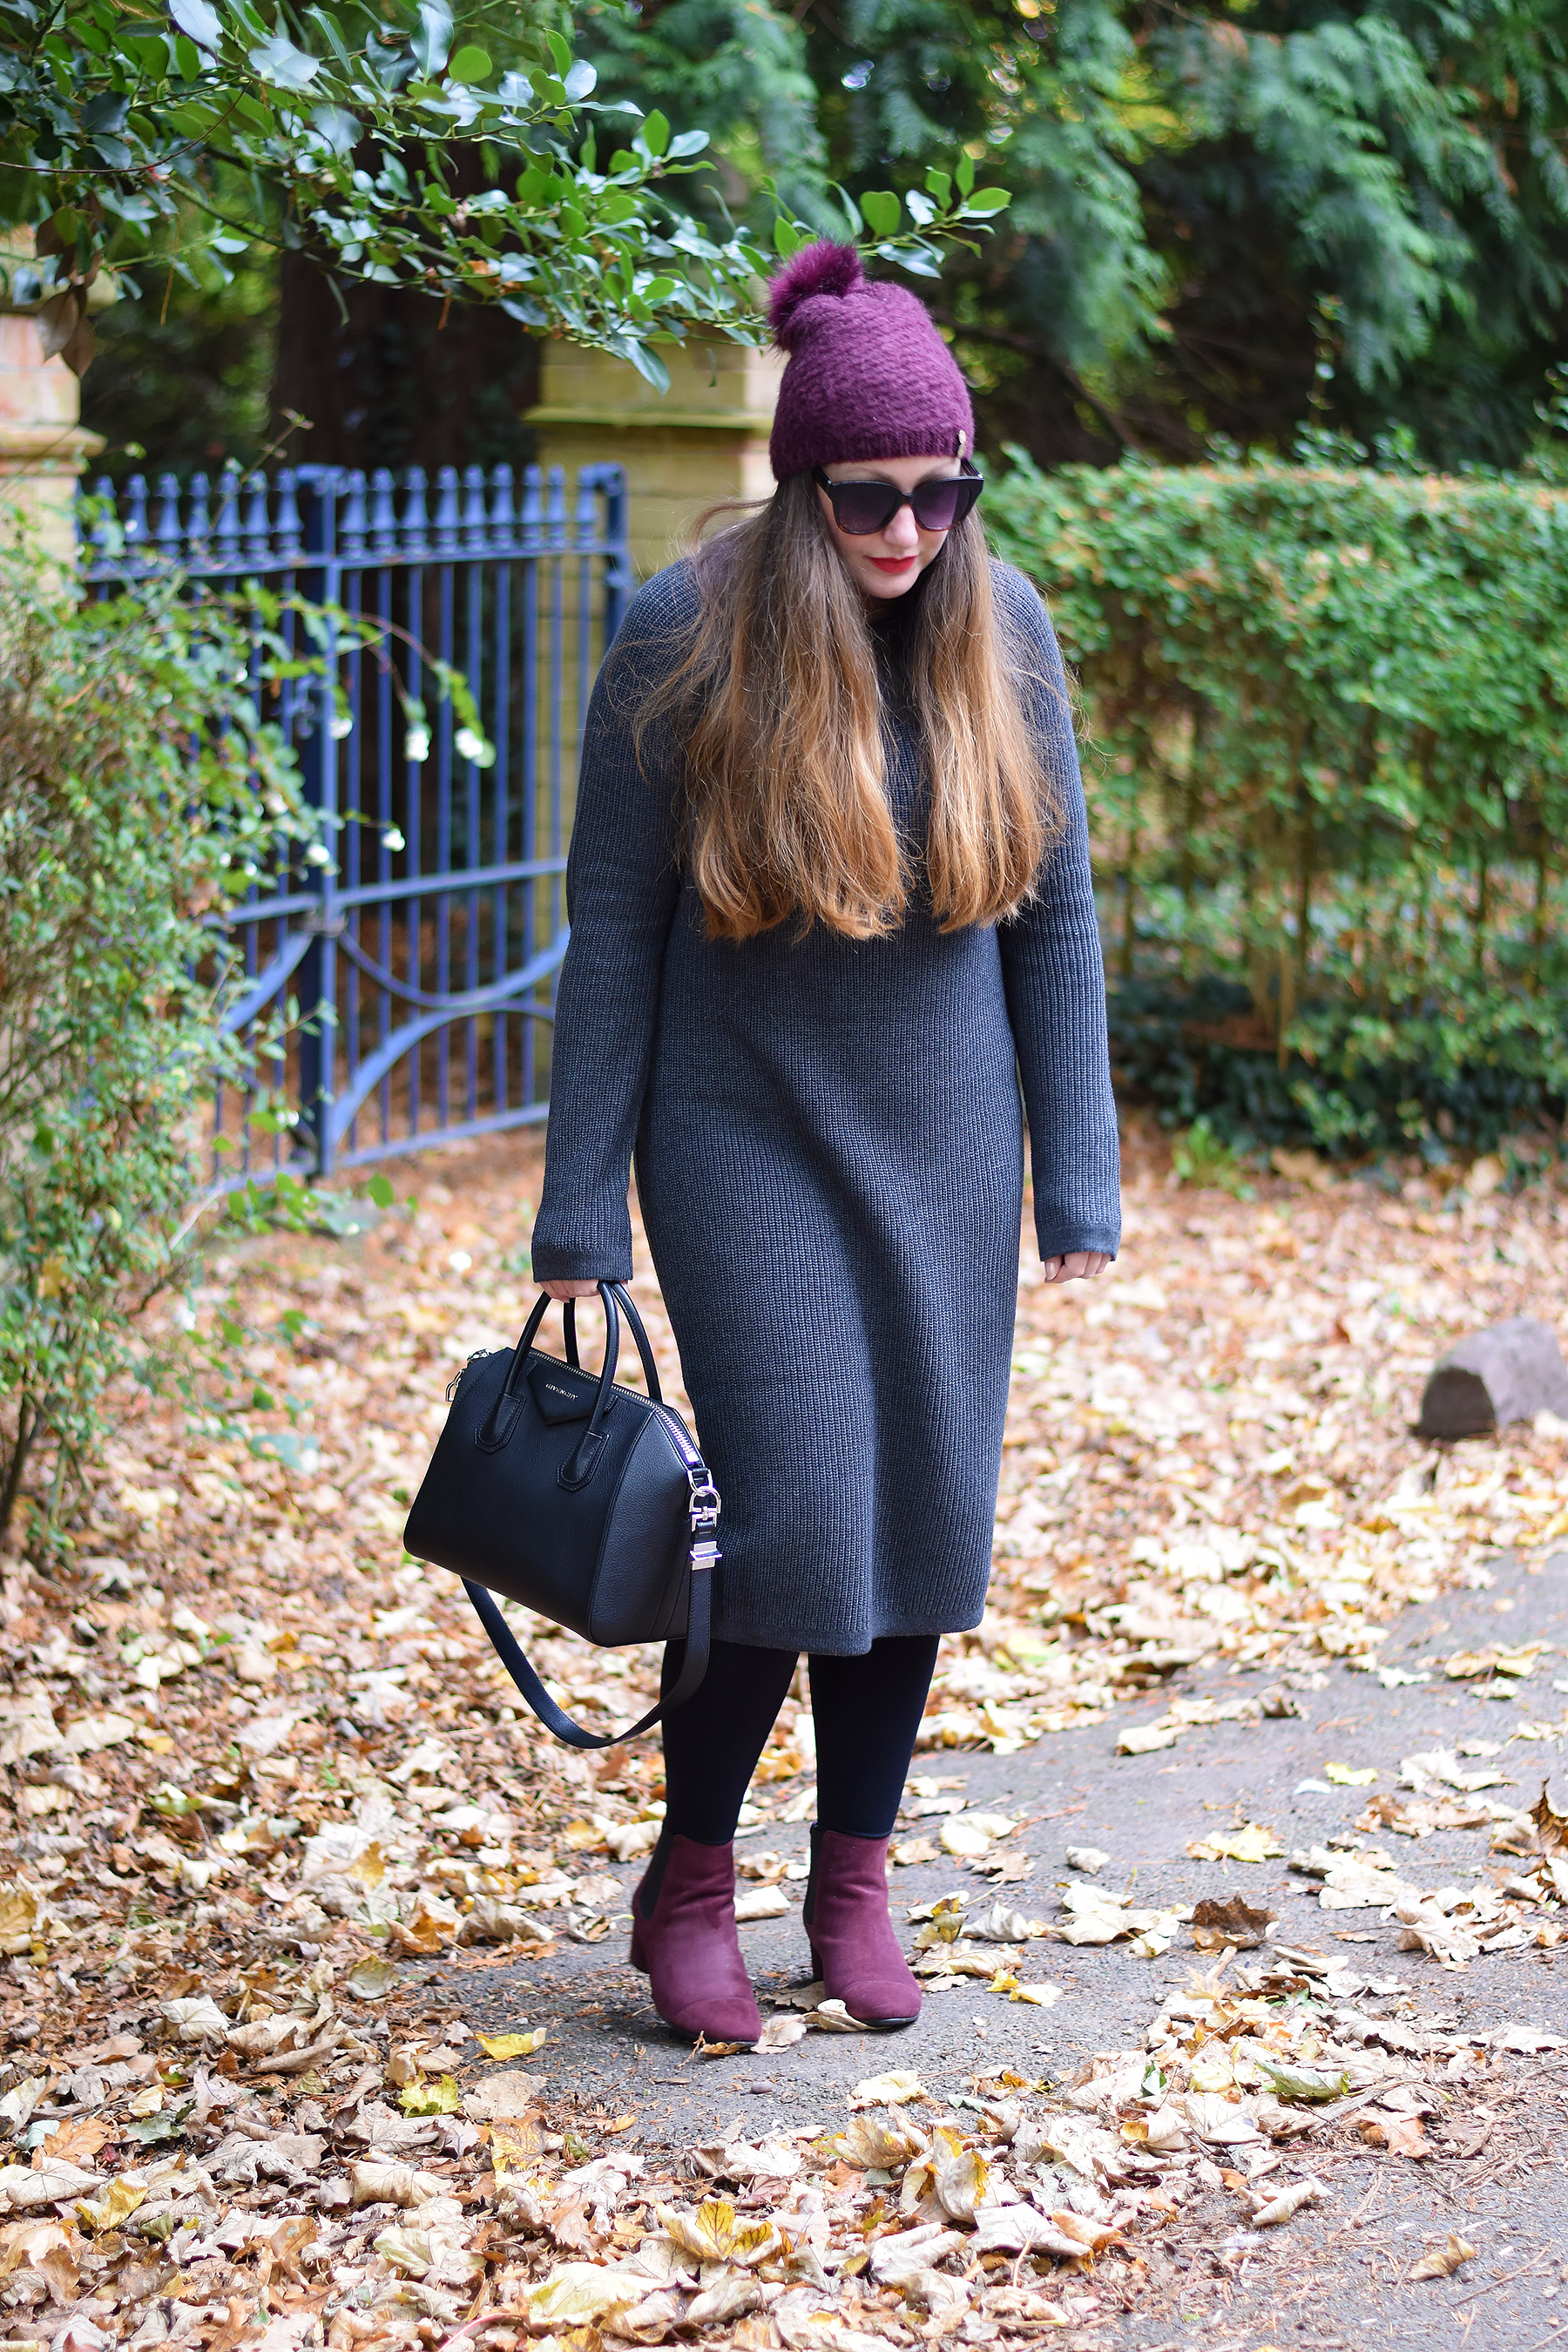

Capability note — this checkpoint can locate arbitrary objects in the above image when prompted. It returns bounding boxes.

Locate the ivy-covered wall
[986,452,1568,1159]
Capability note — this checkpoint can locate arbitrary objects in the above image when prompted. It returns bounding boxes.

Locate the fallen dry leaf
[834,2113,929,2170]
[464,2067,548,2119]
[524,2261,649,2327]
[1259,2062,1352,2103]
[1250,2176,1327,2227]
[733,1882,789,1921]
[1117,1722,1179,1756]
[0,1127,1558,2352]
[346,1958,396,2001]
[476,2027,547,2059]
[890,1836,940,1866]
[1534,1773,1568,1855]
[1358,1791,1492,1837]
[655,2197,781,2267]
[849,2070,925,2108]
[44,2117,111,2166]
[1007,1978,1064,2006]
[1359,2112,1429,2159]
[1186,1822,1284,1864]
[1409,2233,1479,2281]
[1191,1895,1276,1950]
[686,2272,764,2327]
[349,2159,448,2208]
[75,2178,148,2234]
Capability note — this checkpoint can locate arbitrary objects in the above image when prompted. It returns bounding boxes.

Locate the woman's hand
[1042,1251,1112,1284]
[541,1278,608,1301]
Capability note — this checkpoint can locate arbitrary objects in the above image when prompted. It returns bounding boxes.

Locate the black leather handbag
[402,1281,720,1747]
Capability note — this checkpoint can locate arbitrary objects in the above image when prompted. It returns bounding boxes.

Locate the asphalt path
[422,1544,1568,2350]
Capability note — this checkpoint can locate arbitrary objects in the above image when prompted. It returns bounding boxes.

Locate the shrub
[1169,1113,1255,1200]
[987,449,1568,1157]
[0,538,311,1537]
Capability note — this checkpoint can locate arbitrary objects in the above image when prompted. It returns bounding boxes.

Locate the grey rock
[1416,1315,1568,1439]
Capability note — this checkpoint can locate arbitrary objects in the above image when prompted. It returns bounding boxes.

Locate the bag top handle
[483,1285,665,1465]
[551,1285,665,1405]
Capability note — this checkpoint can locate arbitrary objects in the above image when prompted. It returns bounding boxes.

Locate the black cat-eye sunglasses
[812,458,983,537]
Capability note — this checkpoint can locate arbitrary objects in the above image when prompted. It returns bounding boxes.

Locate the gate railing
[80,457,631,1184]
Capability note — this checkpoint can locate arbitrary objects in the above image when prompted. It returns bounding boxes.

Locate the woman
[531,240,1119,2043]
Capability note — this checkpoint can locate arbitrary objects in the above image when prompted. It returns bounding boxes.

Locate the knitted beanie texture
[766,240,975,481]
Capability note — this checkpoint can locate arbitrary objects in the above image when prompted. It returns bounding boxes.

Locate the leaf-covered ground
[1,1121,1565,2350]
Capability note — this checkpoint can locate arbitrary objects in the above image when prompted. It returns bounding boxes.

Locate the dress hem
[708,1607,988,1659]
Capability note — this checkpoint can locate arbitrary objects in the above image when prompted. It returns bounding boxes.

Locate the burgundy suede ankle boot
[629,1830,761,2044]
[802,1825,922,2029]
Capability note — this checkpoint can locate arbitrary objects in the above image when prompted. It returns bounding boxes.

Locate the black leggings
[658,1633,938,1845]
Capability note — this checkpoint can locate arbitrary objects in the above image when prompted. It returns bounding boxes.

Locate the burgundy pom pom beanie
[766,240,975,481]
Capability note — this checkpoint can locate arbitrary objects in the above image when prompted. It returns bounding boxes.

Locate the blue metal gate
[80,458,630,1182]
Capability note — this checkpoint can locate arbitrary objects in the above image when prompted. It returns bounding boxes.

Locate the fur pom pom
[767,240,864,350]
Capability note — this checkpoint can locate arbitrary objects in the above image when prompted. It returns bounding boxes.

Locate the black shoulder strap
[462,1565,711,1750]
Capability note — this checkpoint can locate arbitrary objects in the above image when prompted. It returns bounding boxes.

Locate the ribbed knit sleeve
[992,563,1122,1266]
[529,566,693,1283]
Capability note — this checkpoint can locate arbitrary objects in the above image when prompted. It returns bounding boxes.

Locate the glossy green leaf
[0,1,1012,456]
[618,336,671,394]
[169,0,220,51]
[247,33,319,91]
[414,0,452,76]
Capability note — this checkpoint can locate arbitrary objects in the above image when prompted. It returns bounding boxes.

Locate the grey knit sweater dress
[531,555,1120,1655]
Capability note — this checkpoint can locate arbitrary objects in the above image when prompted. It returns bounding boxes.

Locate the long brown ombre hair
[632,472,1064,943]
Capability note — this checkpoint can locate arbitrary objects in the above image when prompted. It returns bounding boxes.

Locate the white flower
[329,712,354,740]
[404,726,429,763]
[382,826,405,854]
[305,842,333,868]
[456,725,496,767]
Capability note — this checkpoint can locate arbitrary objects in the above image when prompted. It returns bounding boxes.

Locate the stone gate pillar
[0,232,105,564]
[524,337,784,582]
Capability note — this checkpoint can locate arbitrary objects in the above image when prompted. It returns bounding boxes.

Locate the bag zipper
[447,1344,720,1562]
[445,1349,491,1403]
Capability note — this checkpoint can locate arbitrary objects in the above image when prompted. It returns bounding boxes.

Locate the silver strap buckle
[686,1467,721,1529]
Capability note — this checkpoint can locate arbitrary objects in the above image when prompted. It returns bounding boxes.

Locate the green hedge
[986,449,1568,1159]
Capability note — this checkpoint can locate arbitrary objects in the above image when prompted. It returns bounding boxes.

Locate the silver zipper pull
[445,1348,490,1402]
